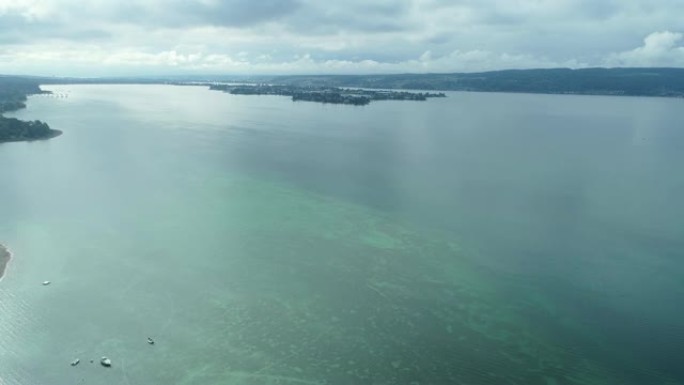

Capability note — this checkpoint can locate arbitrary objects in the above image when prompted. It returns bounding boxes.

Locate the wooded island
[209,84,446,106]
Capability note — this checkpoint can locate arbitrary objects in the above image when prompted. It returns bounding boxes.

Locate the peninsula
[208,84,446,105]
[0,76,61,143]
[0,244,10,281]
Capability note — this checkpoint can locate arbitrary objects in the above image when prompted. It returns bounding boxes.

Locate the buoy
[100,357,112,367]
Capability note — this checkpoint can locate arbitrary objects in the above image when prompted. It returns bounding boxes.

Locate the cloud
[112,0,302,28]
[605,31,684,67]
[0,1,683,76]
[0,0,302,42]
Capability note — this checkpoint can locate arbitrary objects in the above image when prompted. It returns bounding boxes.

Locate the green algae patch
[128,172,640,385]
[6,169,671,385]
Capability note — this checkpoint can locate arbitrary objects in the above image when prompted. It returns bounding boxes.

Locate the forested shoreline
[0,77,60,143]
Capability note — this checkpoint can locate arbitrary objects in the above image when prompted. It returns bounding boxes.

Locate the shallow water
[1,85,683,384]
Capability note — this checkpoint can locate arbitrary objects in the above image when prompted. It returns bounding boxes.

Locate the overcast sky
[1,0,683,76]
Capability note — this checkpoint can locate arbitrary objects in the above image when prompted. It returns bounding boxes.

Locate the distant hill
[245,68,684,97]
[5,67,684,101]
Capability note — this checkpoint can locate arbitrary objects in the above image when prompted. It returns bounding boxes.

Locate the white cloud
[604,31,684,67]
[0,0,54,21]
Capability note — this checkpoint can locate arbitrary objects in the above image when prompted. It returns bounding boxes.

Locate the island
[0,243,10,281]
[0,77,61,143]
[208,84,446,105]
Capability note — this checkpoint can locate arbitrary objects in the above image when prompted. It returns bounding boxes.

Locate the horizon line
[3,66,684,80]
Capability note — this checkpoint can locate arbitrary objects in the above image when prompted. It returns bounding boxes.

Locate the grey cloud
[0,14,29,43]
[169,0,300,28]
[61,29,112,41]
[282,0,416,34]
[424,33,453,45]
[578,0,621,19]
[1,0,684,76]
[466,0,621,27]
[0,12,109,44]
[94,0,301,28]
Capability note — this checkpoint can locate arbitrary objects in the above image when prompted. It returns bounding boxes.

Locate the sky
[1,0,684,76]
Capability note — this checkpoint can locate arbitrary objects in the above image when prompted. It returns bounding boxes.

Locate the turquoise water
[1,85,683,384]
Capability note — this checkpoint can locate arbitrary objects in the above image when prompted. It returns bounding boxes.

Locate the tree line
[0,76,59,142]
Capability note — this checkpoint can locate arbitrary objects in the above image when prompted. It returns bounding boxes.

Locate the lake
[1,85,683,385]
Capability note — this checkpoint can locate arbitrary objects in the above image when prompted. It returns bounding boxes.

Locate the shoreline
[0,129,62,144]
[0,243,11,281]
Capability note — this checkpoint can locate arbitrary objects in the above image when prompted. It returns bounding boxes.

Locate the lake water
[1,85,683,385]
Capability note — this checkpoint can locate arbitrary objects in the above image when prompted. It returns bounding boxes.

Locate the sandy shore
[0,243,11,281]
